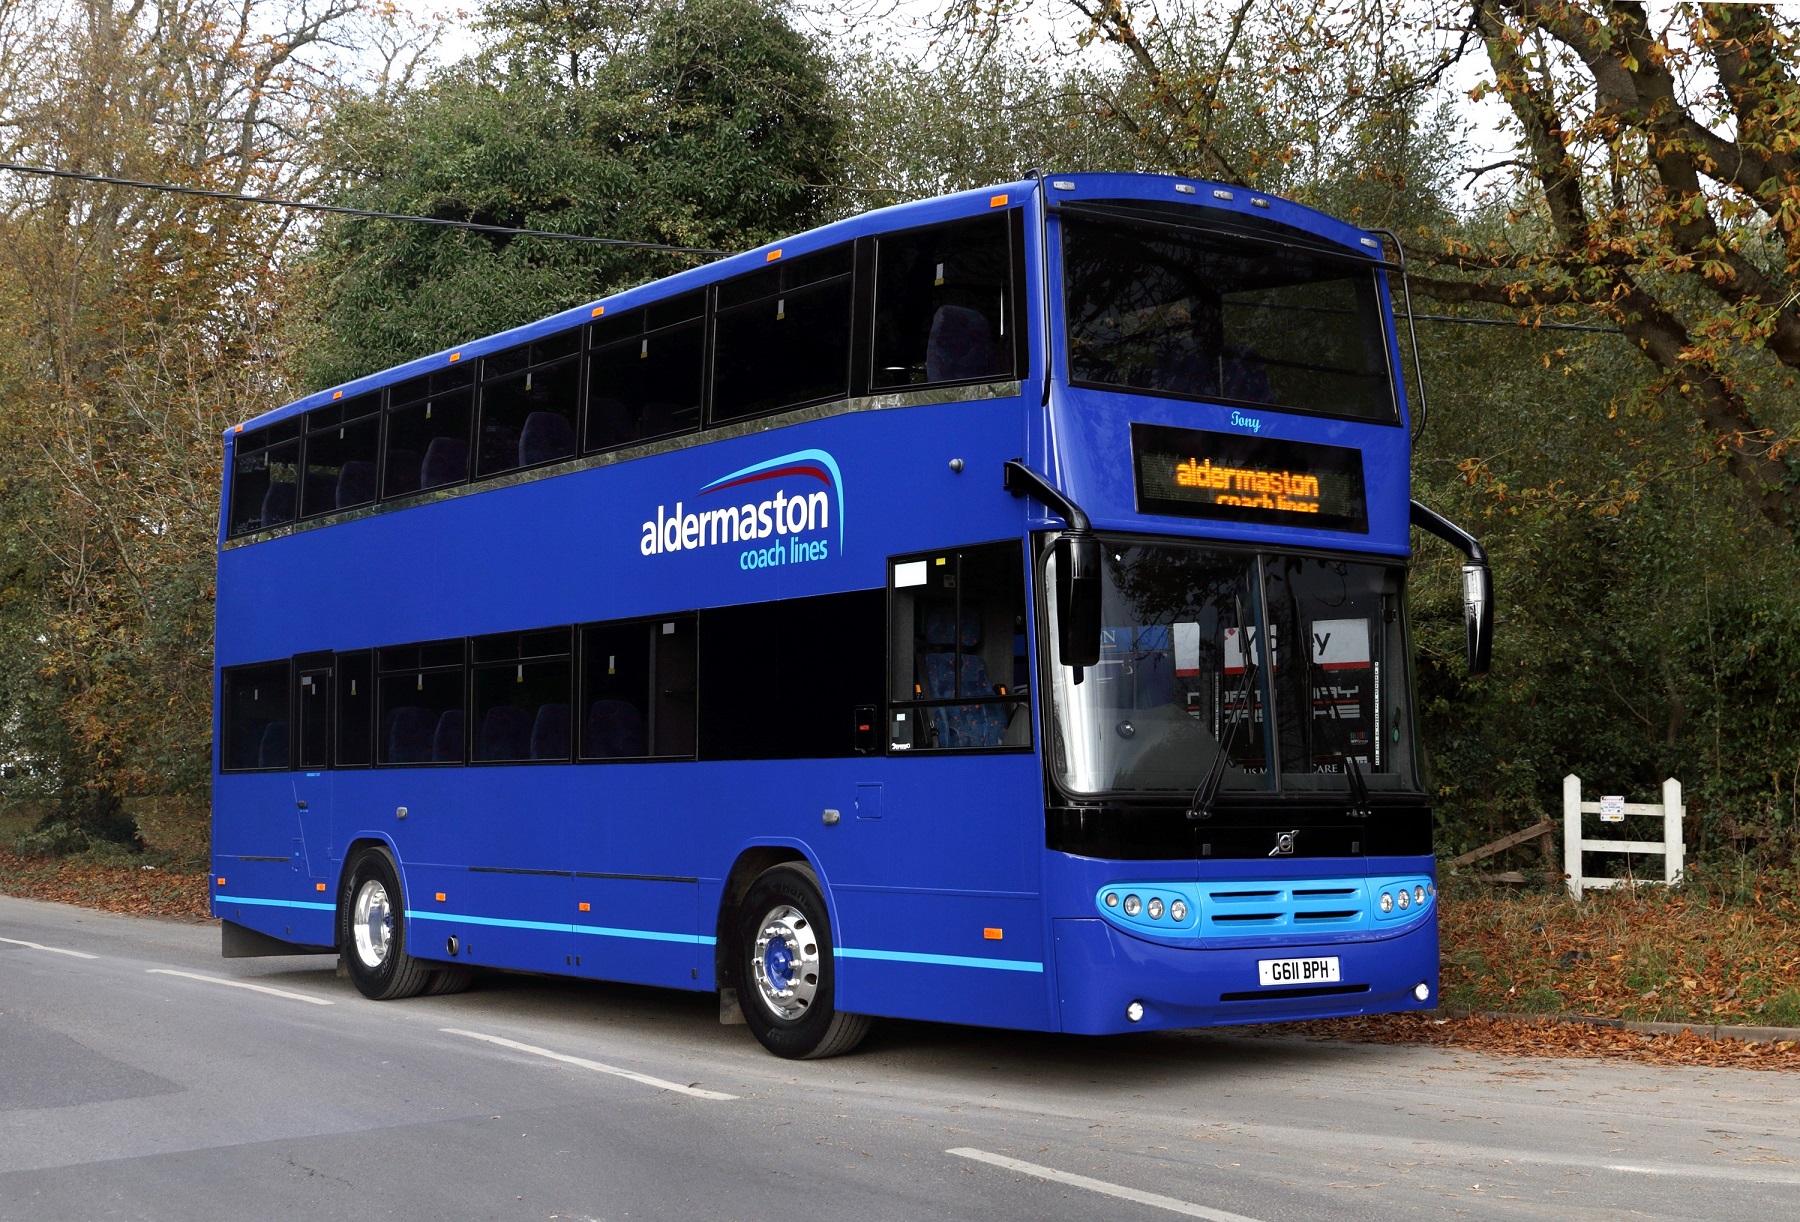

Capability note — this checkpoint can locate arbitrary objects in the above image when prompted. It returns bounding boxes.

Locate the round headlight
[1414,885,1427,906]
[1169,899,1188,923]
[1123,894,1142,916]
[1147,897,1165,920]
[1126,1001,1145,1022]
[1414,982,1431,1002]
[1379,892,1394,913]
[1396,889,1410,909]
[1104,892,1119,908]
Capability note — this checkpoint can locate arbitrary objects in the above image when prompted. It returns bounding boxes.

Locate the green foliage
[294,0,842,389]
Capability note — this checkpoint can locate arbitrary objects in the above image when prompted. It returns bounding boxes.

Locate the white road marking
[0,935,98,960]
[948,1147,1264,1222]
[440,1028,738,1100]
[145,968,333,1005]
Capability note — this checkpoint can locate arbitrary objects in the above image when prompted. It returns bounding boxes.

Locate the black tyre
[337,847,434,1001]
[736,864,871,1059]
[422,965,477,996]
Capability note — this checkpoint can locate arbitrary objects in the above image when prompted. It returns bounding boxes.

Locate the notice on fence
[1600,795,1625,823]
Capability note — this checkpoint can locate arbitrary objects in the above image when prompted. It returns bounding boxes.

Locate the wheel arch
[713,843,820,990]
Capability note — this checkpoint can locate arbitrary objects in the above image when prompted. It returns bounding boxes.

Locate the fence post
[1563,773,1583,899]
[1663,777,1684,885]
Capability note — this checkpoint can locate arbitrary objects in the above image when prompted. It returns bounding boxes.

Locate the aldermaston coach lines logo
[639,448,845,570]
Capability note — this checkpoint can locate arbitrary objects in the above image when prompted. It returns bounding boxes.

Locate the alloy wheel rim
[353,878,392,968]
[750,903,819,1020]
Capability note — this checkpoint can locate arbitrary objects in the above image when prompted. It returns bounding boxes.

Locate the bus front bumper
[1052,915,1439,1035]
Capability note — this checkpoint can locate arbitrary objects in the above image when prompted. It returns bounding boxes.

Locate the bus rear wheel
[736,864,871,1059]
[338,847,434,1001]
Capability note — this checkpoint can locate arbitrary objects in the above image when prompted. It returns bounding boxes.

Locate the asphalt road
[2,894,1796,1221]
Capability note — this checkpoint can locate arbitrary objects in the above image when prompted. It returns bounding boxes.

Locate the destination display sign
[1132,423,1369,532]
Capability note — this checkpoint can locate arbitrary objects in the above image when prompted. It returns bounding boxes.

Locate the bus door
[291,652,334,888]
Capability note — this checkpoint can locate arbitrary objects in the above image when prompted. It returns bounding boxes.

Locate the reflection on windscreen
[1061,211,1395,422]
[1048,541,1416,797]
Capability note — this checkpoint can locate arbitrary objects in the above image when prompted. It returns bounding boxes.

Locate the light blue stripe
[407,909,714,945]
[216,894,335,912]
[573,923,715,946]
[406,910,569,933]
[837,947,1044,973]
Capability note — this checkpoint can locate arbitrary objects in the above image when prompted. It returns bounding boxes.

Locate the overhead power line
[1409,311,1624,336]
[0,161,730,257]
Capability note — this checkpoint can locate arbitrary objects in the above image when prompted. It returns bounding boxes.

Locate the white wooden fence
[1562,774,1684,899]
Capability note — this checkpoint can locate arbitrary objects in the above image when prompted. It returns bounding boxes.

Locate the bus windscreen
[1061,209,1396,422]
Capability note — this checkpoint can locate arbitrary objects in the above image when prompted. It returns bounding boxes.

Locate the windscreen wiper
[1342,751,1373,820]
[1188,655,1257,822]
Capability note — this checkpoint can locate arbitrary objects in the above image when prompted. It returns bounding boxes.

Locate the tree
[0,0,397,846]
[293,0,844,389]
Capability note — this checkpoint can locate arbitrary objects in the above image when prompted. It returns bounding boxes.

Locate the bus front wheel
[338,847,435,1001]
[736,864,871,1059]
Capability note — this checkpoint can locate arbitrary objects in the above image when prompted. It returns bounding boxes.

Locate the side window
[221,661,290,770]
[300,392,381,518]
[477,331,581,479]
[888,542,1031,751]
[579,616,696,759]
[471,628,573,762]
[712,245,853,423]
[586,291,704,453]
[873,213,1015,390]
[376,639,466,765]
[336,651,374,767]
[294,653,333,770]
[384,365,474,498]
[227,420,300,537]
[698,591,885,760]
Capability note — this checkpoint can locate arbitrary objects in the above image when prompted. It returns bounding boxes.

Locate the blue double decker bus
[213,172,1493,1058]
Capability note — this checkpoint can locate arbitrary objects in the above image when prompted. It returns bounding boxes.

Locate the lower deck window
[887,542,1031,751]
[221,662,291,771]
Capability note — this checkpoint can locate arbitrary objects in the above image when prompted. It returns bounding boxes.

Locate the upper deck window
[227,419,300,536]
[712,244,853,423]
[301,392,381,518]
[385,365,475,498]
[873,214,1016,391]
[1061,210,1396,423]
[477,330,581,478]
[587,291,704,453]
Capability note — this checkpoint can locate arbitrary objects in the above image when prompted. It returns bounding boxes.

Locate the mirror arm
[1408,499,1487,565]
[1004,459,1093,532]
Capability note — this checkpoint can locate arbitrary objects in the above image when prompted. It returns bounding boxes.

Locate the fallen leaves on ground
[1438,867,1800,1028]
[0,849,210,919]
[1289,1013,1800,1072]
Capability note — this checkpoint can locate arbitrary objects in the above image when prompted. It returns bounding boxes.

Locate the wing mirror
[1411,500,1493,678]
[1054,533,1102,668]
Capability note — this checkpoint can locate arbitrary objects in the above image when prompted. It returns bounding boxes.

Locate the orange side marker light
[216,877,226,886]
[315,882,327,892]
[435,892,447,902]
[989,194,1009,208]
[983,928,1003,941]
[579,902,591,912]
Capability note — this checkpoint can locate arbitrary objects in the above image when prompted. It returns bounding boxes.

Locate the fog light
[1396,889,1410,910]
[1169,899,1188,923]
[1414,982,1430,1002]
[1123,894,1141,916]
[1147,897,1165,920]
[1126,1001,1145,1022]
[1414,885,1427,906]
[1104,892,1119,908]
[1379,892,1393,913]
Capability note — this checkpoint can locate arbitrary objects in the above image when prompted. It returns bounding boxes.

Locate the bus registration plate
[1258,957,1340,986]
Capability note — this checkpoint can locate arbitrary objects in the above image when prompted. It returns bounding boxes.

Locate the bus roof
[230,172,1384,437]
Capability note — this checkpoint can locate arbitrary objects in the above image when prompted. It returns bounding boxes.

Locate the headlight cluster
[1102,890,1190,925]
[1376,880,1435,920]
